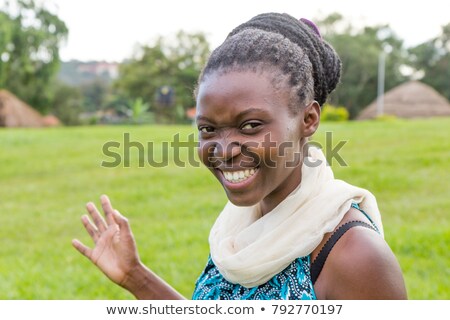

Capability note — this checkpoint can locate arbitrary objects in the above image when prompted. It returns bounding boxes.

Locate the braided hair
[197,13,341,113]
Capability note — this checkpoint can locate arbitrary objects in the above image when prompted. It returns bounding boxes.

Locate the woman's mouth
[220,167,259,184]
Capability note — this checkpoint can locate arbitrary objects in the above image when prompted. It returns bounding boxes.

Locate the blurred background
[0,0,449,299]
[2,0,450,125]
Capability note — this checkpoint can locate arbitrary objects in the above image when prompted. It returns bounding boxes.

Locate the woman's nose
[213,139,241,162]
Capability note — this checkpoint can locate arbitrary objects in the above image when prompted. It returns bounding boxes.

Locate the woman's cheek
[198,140,214,168]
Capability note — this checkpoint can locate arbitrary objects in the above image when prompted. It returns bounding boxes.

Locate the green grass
[0,118,449,299]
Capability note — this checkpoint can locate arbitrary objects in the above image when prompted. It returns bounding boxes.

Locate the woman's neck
[260,169,302,216]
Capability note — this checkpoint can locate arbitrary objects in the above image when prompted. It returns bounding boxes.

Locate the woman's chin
[224,191,260,208]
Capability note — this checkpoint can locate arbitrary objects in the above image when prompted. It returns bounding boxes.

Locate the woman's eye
[199,126,214,133]
[241,122,261,130]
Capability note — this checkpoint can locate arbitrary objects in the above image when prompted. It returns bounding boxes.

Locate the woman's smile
[216,167,260,192]
[220,167,258,184]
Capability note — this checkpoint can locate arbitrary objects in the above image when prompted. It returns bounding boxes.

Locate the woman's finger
[100,194,116,226]
[86,202,107,233]
[72,239,93,261]
[81,214,100,242]
[113,210,132,236]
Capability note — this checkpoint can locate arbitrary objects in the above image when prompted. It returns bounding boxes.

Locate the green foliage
[126,97,152,124]
[79,79,111,112]
[0,0,68,113]
[317,14,408,118]
[49,83,83,125]
[114,31,210,124]
[409,23,450,101]
[57,60,121,117]
[0,11,14,86]
[320,104,349,121]
[0,119,449,299]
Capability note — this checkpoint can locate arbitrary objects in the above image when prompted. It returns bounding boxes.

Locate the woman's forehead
[198,69,289,100]
[195,71,293,123]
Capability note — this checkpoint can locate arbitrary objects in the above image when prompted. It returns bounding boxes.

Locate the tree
[409,23,450,101]
[50,83,83,125]
[0,11,14,87]
[79,79,110,112]
[0,0,68,113]
[114,31,210,123]
[317,14,408,118]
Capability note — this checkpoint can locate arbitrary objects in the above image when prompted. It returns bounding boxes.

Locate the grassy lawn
[0,118,449,299]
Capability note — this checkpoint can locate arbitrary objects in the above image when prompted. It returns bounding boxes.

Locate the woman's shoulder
[312,206,407,299]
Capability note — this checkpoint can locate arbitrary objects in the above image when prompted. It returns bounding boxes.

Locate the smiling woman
[72,12,407,300]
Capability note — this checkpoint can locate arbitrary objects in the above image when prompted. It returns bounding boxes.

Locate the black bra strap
[310,220,377,285]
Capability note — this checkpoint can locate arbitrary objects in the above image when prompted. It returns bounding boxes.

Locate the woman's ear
[301,101,321,137]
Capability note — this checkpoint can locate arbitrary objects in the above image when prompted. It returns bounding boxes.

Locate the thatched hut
[0,89,45,127]
[357,81,450,119]
[42,114,62,127]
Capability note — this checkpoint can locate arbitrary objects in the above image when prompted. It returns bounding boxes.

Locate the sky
[35,0,450,62]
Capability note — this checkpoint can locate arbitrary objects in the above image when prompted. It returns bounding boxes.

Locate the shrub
[321,104,349,122]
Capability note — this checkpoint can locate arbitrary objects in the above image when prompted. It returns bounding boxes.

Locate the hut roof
[42,114,62,127]
[357,81,450,119]
[0,90,45,127]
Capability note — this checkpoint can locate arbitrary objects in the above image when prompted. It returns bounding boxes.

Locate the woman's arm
[72,195,185,299]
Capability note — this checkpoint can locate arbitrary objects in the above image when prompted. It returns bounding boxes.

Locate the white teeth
[222,168,258,183]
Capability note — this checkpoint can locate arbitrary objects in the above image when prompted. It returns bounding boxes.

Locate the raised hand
[72,195,141,287]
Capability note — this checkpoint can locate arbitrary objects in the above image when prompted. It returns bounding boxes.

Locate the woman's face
[196,70,314,214]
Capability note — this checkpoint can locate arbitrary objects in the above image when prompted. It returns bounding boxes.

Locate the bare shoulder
[314,208,407,299]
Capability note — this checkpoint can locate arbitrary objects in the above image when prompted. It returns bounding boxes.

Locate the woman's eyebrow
[236,107,270,118]
[196,107,270,124]
[196,115,215,123]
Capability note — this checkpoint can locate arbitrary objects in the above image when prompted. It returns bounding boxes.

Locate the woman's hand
[72,195,141,288]
[73,195,185,299]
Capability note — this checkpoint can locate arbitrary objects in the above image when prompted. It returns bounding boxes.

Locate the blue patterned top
[192,203,376,300]
[192,255,316,300]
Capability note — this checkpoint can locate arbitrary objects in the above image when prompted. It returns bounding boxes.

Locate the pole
[377,51,385,117]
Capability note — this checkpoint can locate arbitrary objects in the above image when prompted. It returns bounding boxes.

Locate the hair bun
[228,13,341,106]
[299,18,322,39]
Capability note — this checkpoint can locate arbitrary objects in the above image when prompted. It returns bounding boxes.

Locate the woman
[72,13,407,299]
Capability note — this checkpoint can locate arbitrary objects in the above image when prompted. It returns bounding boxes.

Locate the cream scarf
[209,146,383,288]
